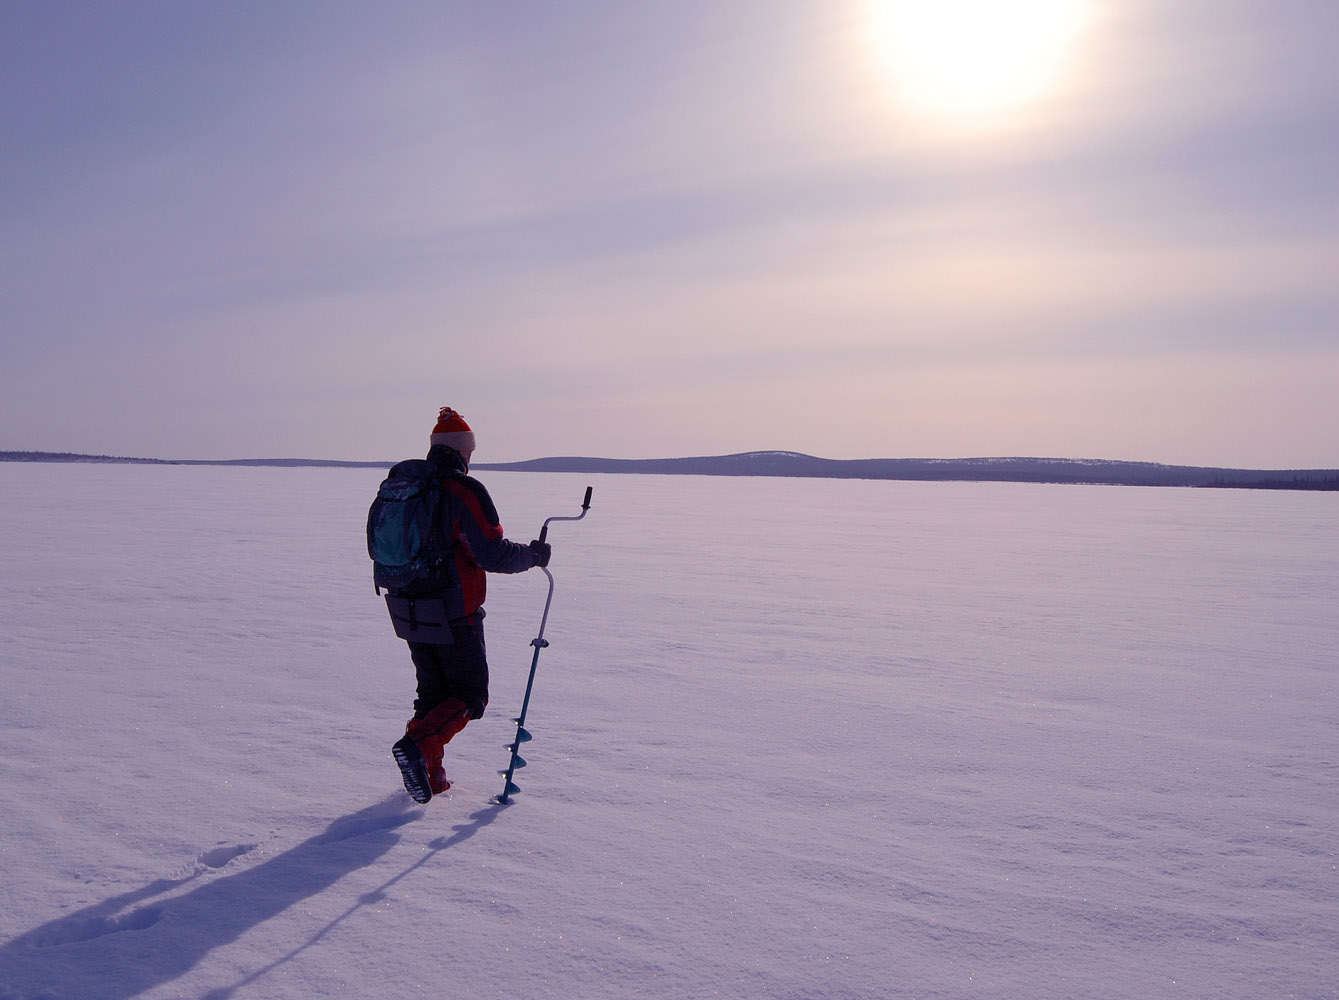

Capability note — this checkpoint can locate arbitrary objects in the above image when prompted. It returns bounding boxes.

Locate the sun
[867,0,1094,119]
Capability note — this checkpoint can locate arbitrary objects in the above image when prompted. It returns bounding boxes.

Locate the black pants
[408,619,489,720]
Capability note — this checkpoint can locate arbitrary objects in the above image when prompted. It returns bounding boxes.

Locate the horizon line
[3,450,1338,492]
[3,448,1338,473]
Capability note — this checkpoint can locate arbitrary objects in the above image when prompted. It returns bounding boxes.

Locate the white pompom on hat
[430,406,476,454]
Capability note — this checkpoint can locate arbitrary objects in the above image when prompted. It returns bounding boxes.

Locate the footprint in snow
[30,905,164,948]
[197,843,257,870]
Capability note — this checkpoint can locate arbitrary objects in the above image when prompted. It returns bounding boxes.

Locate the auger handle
[538,486,594,543]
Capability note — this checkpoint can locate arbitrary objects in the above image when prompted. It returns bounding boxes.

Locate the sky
[2,0,1337,467]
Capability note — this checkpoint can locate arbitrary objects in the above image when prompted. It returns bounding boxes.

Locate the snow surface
[1,464,1336,999]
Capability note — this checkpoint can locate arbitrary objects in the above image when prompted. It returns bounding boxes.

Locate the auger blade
[513,725,533,742]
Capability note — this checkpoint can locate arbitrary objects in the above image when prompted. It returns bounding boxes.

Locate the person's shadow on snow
[0,794,501,1000]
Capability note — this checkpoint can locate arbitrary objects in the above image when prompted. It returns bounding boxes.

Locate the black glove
[528,539,552,568]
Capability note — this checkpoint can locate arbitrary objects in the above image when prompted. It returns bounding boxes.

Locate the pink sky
[3,1,1337,467]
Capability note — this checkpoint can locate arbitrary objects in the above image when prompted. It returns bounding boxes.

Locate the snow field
[0,464,1335,998]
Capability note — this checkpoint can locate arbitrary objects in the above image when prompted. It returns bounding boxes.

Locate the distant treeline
[5,450,1337,490]
[1208,476,1339,491]
[0,450,171,464]
[0,452,385,468]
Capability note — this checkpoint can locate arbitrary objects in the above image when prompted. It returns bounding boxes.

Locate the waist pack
[383,594,455,645]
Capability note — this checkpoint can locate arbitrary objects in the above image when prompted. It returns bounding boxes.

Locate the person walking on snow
[389,407,550,803]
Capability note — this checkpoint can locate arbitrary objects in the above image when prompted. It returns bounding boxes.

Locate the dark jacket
[431,447,537,620]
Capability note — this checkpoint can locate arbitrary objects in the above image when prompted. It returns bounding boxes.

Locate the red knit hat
[431,406,476,455]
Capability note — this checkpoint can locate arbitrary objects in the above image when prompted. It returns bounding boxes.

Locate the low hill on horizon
[473,451,1339,490]
[5,450,1336,489]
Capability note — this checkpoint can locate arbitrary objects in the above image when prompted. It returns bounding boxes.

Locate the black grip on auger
[538,524,548,544]
[582,485,593,510]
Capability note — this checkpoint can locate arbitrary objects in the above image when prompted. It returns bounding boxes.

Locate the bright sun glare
[868,0,1093,119]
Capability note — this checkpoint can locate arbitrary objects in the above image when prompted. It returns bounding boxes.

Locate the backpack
[366,459,455,595]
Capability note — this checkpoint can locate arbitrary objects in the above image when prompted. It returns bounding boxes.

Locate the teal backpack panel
[367,459,450,594]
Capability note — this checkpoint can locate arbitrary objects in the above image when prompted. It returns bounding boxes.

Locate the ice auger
[497,485,593,804]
